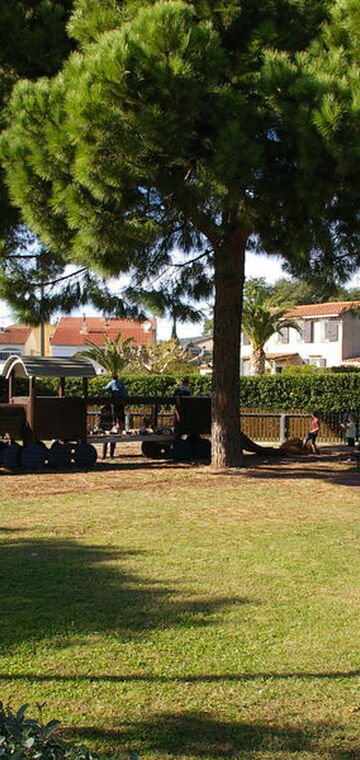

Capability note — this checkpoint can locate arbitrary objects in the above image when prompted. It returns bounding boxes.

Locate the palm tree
[76,333,135,375]
[242,279,300,375]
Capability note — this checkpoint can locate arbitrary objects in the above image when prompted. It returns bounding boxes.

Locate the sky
[2,251,360,341]
[156,251,287,340]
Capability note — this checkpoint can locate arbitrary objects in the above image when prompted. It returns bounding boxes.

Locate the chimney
[80,314,88,335]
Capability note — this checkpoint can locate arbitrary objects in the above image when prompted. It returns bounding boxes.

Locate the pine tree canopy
[0,1,75,251]
[1,0,359,466]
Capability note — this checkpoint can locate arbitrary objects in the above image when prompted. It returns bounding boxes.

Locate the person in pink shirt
[303,411,321,454]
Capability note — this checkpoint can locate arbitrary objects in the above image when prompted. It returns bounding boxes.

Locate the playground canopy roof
[1,355,97,379]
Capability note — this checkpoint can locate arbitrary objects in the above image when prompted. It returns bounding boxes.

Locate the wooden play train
[0,355,212,469]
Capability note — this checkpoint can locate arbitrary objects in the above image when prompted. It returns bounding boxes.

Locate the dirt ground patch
[0,441,359,499]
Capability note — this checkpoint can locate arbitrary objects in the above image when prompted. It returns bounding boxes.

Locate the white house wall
[240,318,344,368]
[51,345,79,358]
[0,343,24,358]
[342,312,360,360]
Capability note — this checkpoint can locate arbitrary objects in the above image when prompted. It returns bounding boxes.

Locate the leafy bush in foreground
[0,703,96,760]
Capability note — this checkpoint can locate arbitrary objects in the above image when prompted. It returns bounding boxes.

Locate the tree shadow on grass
[0,526,30,532]
[0,538,249,650]
[71,710,360,759]
[89,447,360,485]
[244,463,360,488]
[1,667,360,685]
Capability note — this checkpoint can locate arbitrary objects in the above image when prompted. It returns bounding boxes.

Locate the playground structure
[0,355,212,467]
[0,355,287,469]
[0,355,100,469]
[0,355,96,443]
[88,394,212,459]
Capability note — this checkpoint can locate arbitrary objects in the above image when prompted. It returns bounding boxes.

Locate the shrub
[0,702,97,760]
[239,373,360,412]
[2,371,360,413]
[0,374,213,403]
[282,364,317,375]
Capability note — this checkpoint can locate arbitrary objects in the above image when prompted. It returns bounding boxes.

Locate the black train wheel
[3,442,22,470]
[20,443,48,471]
[141,441,171,459]
[73,442,98,468]
[48,441,73,468]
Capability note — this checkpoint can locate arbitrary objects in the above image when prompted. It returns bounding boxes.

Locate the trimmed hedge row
[1,372,359,413]
[239,373,360,412]
[0,373,211,400]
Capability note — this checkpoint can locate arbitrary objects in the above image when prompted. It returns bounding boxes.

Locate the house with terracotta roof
[0,324,57,359]
[0,323,58,369]
[0,325,32,362]
[240,300,360,374]
[50,316,157,365]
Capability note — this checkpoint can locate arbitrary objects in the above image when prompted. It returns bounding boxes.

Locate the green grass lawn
[1,461,360,760]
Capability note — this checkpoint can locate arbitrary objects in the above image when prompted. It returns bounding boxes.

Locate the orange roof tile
[284,301,360,318]
[0,325,31,345]
[51,317,156,346]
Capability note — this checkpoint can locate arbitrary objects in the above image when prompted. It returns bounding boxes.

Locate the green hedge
[1,372,359,412]
[0,373,213,401]
[239,373,360,412]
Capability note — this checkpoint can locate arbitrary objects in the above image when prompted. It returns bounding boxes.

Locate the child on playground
[341,414,356,448]
[303,411,321,454]
[99,404,117,459]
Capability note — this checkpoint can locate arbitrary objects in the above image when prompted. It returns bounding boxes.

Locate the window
[241,332,250,345]
[186,343,201,356]
[324,321,339,342]
[303,320,314,343]
[278,327,289,344]
[0,349,21,360]
[309,357,327,368]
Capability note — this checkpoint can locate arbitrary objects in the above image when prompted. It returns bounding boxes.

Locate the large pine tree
[0,1,137,326]
[0,0,74,249]
[1,0,360,466]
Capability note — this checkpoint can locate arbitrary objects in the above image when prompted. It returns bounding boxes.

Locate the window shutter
[304,320,314,342]
[279,327,289,344]
[325,321,339,342]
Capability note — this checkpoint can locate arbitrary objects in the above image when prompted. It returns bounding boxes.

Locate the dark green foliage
[0,1,74,81]
[2,373,360,412]
[327,365,360,373]
[0,702,96,760]
[3,0,360,280]
[270,279,360,306]
[239,373,360,412]
[0,373,213,402]
[44,373,212,398]
[0,1,74,248]
[0,235,142,327]
[0,2,141,328]
[126,259,213,338]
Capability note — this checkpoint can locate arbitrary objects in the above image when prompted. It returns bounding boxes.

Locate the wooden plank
[89,433,175,444]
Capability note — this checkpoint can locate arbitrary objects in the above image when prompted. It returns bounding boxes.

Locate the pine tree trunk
[212,231,246,468]
[250,347,265,375]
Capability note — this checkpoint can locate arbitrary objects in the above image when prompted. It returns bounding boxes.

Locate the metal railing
[87,399,351,443]
[240,409,348,443]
